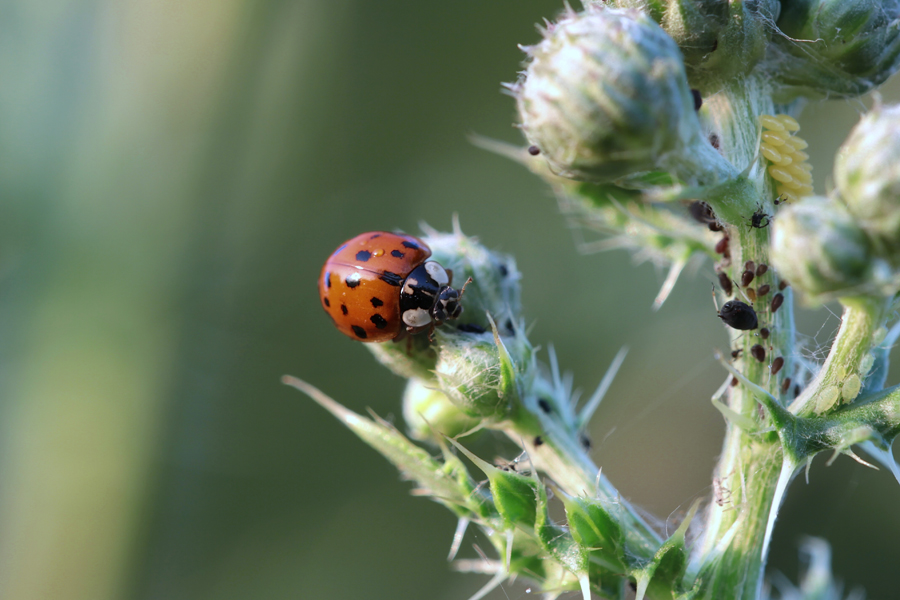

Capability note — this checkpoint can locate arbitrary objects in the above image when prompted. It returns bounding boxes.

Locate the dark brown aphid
[770,293,784,313]
[731,349,742,359]
[756,264,769,276]
[537,398,552,414]
[741,270,755,287]
[527,145,541,156]
[744,260,756,272]
[778,280,788,291]
[718,272,733,296]
[718,300,758,330]
[751,344,766,362]
[757,284,771,297]
[731,376,739,387]
[715,235,729,255]
[710,133,721,150]
[534,436,543,447]
[691,89,703,111]
[781,377,792,394]
[760,327,770,340]
[771,356,785,375]
[689,201,717,226]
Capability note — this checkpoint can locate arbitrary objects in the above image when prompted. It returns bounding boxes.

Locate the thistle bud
[770,196,874,301]
[834,104,900,260]
[610,0,777,94]
[516,7,702,182]
[771,0,900,99]
[402,378,480,441]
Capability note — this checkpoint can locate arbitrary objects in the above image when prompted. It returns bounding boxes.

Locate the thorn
[652,258,686,311]
[448,518,470,561]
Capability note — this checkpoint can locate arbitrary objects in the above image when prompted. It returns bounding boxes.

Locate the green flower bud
[366,226,523,381]
[609,0,777,94]
[835,104,900,260]
[433,333,519,419]
[771,0,900,99]
[770,196,875,301]
[402,378,480,441]
[515,7,704,182]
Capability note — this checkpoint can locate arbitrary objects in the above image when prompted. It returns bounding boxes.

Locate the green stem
[789,296,893,416]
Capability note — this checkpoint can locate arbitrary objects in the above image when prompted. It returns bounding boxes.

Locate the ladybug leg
[427,322,436,343]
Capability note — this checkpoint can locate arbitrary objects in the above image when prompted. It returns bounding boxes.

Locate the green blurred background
[2,2,899,599]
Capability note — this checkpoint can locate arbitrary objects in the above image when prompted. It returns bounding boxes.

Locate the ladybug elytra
[319,231,469,342]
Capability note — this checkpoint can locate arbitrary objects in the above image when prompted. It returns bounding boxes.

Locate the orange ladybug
[319,232,468,342]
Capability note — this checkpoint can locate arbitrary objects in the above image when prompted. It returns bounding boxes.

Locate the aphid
[759,114,814,203]
[748,203,771,229]
[534,436,544,447]
[580,434,592,450]
[756,263,768,277]
[746,287,757,302]
[744,261,756,272]
[730,376,739,387]
[770,292,785,313]
[731,349,742,359]
[751,344,766,362]
[781,377,792,394]
[527,145,541,156]
[718,272,734,296]
[710,133,721,150]
[778,280,788,291]
[689,201,718,228]
[771,356,785,375]
[717,300,759,330]
[757,284,771,297]
[319,232,469,342]
[691,89,703,111]
[741,270,755,287]
[760,327,770,340]
[715,235,730,255]
[537,398,553,414]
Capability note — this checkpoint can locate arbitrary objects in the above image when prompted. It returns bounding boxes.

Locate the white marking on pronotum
[425,261,449,286]
[402,307,431,327]
[402,276,418,295]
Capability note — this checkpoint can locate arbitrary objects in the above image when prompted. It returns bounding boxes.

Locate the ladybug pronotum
[319,231,468,342]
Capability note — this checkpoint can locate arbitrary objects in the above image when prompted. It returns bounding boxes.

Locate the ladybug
[319,231,469,342]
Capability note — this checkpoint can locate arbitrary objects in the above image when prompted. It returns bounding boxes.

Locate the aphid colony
[758,114,813,203]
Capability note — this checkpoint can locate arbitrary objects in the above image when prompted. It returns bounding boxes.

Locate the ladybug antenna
[458,276,473,297]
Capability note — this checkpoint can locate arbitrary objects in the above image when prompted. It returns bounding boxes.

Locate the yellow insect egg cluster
[759,114,813,203]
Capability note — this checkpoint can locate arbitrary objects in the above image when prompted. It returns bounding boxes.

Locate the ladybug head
[433,286,464,323]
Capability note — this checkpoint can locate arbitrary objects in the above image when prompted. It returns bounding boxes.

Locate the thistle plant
[290,2,900,598]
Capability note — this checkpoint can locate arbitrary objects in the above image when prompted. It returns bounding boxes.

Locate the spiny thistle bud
[770,196,875,301]
[515,7,703,182]
[771,0,900,99]
[402,378,480,441]
[367,225,523,382]
[608,0,777,94]
[834,103,900,260]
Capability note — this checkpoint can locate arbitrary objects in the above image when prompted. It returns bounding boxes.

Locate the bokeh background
[2,1,899,599]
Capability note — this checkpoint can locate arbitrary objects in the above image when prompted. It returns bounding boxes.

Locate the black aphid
[718,300,758,330]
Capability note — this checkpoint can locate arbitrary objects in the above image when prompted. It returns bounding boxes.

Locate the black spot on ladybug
[351,325,367,339]
[527,145,540,156]
[391,250,404,258]
[380,271,403,286]
[356,250,372,262]
[499,264,509,277]
[537,398,552,414]
[691,89,702,111]
[457,323,486,334]
[371,314,388,329]
[580,434,592,450]
[534,436,543,447]
[401,241,419,249]
[751,344,766,362]
[323,297,330,307]
[325,272,332,288]
[340,304,348,315]
[718,300,758,330]
[345,272,361,288]
[370,297,384,308]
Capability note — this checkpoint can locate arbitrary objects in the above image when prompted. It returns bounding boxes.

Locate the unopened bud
[516,7,702,182]
[770,196,874,300]
[402,378,480,441]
